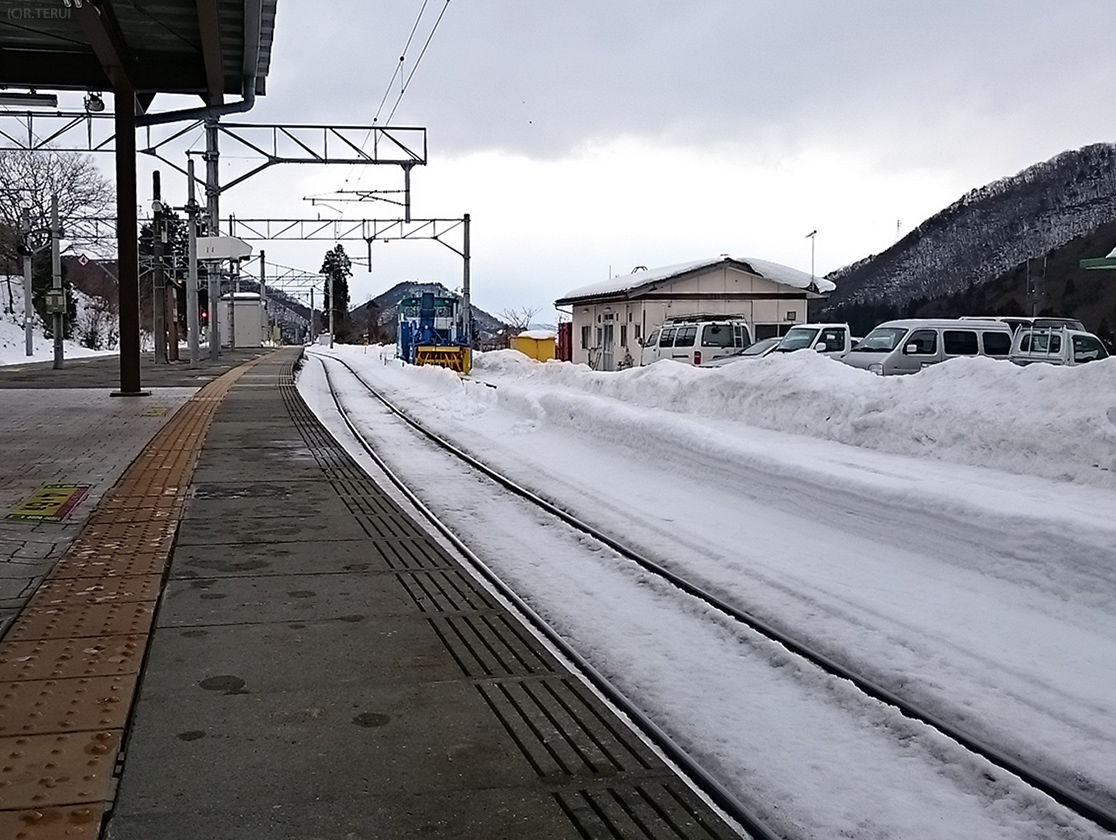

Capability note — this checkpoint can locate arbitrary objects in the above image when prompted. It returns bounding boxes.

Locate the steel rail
[314,355,777,840]
[317,352,1116,835]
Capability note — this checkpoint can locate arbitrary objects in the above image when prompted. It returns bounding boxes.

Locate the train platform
[0,348,743,840]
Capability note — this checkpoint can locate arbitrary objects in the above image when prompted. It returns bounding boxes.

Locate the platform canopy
[1080,246,1116,271]
[0,0,277,110]
[0,1,278,395]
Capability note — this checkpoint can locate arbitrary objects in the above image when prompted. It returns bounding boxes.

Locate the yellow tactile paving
[4,603,157,644]
[0,730,122,809]
[0,353,273,836]
[0,637,147,682]
[29,576,164,608]
[0,804,105,839]
[0,673,138,736]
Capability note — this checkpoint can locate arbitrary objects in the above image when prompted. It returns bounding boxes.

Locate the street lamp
[83,92,105,113]
[0,90,58,108]
[805,229,817,284]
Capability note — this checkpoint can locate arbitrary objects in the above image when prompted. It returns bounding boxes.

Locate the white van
[770,323,851,357]
[840,318,1013,375]
[640,316,752,366]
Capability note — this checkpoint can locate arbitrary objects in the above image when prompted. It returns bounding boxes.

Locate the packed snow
[299,345,1116,840]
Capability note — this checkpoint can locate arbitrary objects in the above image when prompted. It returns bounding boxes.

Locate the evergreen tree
[320,244,352,339]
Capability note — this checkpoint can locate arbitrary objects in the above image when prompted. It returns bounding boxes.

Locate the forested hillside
[818,144,1116,340]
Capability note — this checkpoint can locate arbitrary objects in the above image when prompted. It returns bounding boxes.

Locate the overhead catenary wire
[372,0,432,126]
[385,0,452,126]
[344,0,444,198]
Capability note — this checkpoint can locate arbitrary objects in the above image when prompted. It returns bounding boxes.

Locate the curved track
[313,351,1116,836]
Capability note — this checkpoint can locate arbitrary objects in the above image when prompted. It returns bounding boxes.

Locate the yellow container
[511,332,556,362]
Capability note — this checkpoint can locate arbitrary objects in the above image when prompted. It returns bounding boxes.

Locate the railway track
[311,350,1116,837]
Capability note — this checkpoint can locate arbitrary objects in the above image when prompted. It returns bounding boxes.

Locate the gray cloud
[260,0,1116,173]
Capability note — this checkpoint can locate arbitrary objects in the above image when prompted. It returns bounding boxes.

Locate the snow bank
[473,350,1116,488]
[1,285,117,365]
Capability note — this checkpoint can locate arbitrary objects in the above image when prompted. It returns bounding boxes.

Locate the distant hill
[349,281,506,342]
[818,143,1116,341]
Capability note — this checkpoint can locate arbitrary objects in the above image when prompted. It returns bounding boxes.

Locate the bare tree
[0,149,113,313]
[499,305,542,333]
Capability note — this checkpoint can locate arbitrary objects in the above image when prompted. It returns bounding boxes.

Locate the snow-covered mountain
[819,144,1116,326]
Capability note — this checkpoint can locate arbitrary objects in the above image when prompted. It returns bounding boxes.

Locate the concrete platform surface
[0,350,270,639]
[1,349,744,840]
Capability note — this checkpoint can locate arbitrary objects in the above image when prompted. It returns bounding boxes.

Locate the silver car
[840,319,1013,375]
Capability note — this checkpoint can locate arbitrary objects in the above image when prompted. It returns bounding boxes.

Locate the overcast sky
[140,1,1116,320]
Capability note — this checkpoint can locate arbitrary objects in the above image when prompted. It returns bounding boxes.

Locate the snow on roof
[557,255,835,303]
[518,329,556,340]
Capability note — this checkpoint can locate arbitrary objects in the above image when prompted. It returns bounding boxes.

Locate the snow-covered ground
[1,289,117,365]
[300,346,1116,839]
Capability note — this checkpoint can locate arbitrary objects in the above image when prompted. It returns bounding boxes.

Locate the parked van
[770,323,851,357]
[1009,324,1109,367]
[640,315,752,366]
[840,318,1013,375]
[959,315,1085,333]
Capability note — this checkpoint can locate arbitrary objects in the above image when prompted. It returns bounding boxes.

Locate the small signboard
[197,235,252,261]
[7,484,92,521]
[44,290,67,314]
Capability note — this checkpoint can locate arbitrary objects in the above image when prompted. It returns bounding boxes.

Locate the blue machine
[397,291,470,366]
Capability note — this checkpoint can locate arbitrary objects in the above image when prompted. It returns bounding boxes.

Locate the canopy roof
[1080,246,1116,271]
[0,0,276,108]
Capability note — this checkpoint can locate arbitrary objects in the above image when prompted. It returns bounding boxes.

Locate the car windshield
[774,327,818,352]
[855,326,908,352]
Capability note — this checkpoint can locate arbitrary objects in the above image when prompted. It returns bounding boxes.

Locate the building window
[580,325,590,349]
[620,325,627,347]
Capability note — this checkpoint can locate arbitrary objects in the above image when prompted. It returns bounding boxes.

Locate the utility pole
[328,273,335,349]
[260,249,267,344]
[186,157,200,364]
[51,195,63,369]
[310,287,315,344]
[21,209,32,357]
[205,118,221,360]
[152,171,167,364]
[462,213,471,347]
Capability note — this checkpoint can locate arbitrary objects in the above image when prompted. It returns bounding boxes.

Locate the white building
[555,255,836,369]
[219,292,268,348]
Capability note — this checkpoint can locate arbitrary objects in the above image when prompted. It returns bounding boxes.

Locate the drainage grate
[554,782,741,840]
[478,676,654,780]
[430,613,558,679]
[354,513,427,541]
[396,569,500,614]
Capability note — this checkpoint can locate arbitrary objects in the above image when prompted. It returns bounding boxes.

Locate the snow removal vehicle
[397,291,472,374]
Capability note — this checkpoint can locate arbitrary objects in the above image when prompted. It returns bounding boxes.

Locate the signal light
[693,351,702,365]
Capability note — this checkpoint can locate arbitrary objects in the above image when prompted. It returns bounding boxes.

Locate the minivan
[770,323,852,357]
[840,319,1013,375]
[640,316,752,366]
